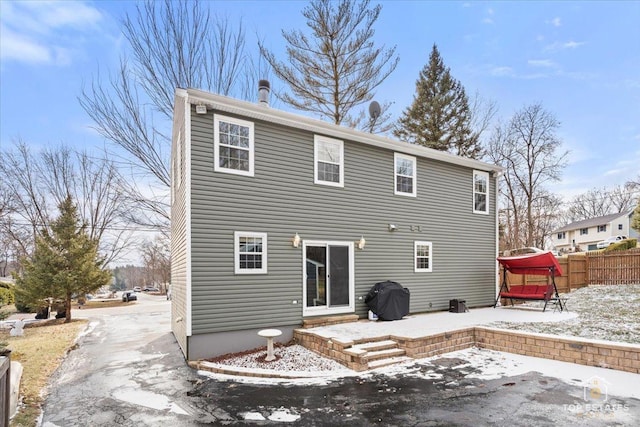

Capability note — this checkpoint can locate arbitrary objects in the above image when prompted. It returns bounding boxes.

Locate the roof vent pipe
[258,80,270,106]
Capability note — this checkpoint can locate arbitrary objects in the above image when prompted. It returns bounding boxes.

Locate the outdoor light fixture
[357,236,366,250]
[195,104,207,114]
[388,223,397,231]
[292,233,301,248]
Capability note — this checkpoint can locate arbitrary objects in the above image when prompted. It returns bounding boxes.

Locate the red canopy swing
[494,251,564,312]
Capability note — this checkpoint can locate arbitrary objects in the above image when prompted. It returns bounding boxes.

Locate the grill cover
[364,281,410,321]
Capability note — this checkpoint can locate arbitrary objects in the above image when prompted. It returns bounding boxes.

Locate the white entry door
[303,240,354,316]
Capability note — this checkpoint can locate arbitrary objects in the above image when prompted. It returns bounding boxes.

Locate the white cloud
[490,66,514,77]
[0,24,51,64]
[547,17,562,27]
[527,59,556,68]
[0,0,104,66]
[544,40,586,52]
[483,8,494,24]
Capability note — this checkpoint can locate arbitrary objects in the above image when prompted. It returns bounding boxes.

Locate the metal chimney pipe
[258,80,270,106]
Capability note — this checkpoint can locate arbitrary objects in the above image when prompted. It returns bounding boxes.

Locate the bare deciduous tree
[566,184,637,221]
[259,0,399,127]
[488,104,568,249]
[140,235,171,293]
[79,0,253,231]
[0,142,134,266]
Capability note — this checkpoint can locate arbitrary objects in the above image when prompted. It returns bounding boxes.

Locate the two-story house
[552,210,637,252]
[170,86,502,361]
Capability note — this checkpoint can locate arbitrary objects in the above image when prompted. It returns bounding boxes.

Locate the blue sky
[1,0,639,203]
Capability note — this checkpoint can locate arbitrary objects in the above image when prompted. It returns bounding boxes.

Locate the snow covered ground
[205,284,640,398]
[489,284,640,344]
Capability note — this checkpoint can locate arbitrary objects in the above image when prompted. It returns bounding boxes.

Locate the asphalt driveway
[40,294,640,426]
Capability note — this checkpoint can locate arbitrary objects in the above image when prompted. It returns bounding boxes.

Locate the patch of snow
[112,387,171,411]
[242,412,266,421]
[267,408,301,422]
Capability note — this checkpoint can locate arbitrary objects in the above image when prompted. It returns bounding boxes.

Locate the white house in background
[552,210,638,252]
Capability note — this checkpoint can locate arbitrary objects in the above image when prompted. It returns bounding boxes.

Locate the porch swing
[494,251,565,312]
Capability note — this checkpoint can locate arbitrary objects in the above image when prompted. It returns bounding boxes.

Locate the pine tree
[16,196,111,322]
[632,201,640,233]
[394,44,482,158]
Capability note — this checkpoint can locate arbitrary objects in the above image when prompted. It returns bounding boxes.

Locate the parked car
[143,287,160,292]
[133,286,141,292]
[122,291,137,302]
[502,247,545,256]
[596,235,628,249]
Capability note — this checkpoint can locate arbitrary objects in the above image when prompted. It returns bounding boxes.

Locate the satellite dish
[369,101,381,120]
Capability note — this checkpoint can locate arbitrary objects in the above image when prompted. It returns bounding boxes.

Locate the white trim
[183,88,502,175]
[185,96,193,337]
[314,135,344,187]
[414,241,433,273]
[473,170,490,214]
[234,231,268,274]
[213,114,255,177]
[302,240,355,317]
[394,153,417,197]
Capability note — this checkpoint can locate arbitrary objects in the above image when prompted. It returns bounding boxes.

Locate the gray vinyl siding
[188,107,497,335]
[170,95,188,355]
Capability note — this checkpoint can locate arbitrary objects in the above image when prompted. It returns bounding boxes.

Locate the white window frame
[597,225,606,232]
[234,232,267,274]
[214,115,255,177]
[394,153,417,197]
[314,135,344,187]
[414,241,433,273]
[473,170,490,214]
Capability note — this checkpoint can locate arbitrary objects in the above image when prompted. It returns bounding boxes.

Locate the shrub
[0,287,15,305]
[604,238,638,252]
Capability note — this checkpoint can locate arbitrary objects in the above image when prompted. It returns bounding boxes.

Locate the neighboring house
[170,87,502,361]
[552,210,638,252]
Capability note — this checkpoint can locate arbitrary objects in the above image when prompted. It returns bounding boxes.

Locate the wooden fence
[0,350,10,427]
[502,248,640,293]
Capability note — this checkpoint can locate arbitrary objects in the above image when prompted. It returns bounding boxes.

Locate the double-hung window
[580,228,589,235]
[234,232,267,274]
[414,241,433,272]
[314,136,344,187]
[394,153,416,197]
[214,115,254,176]
[597,225,606,232]
[473,170,489,214]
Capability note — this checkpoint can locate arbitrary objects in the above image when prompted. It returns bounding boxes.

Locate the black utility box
[365,281,410,321]
[449,299,468,313]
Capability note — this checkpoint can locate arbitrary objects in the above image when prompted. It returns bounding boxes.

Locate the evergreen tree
[632,200,640,233]
[394,44,482,158]
[15,196,111,322]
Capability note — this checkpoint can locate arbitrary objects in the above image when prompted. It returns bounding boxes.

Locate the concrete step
[368,356,413,370]
[351,340,399,352]
[362,347,406,362]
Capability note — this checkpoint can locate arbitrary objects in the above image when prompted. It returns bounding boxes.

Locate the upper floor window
[414,241,433,272]
[473,171,489,214]
[618,224,623,230]
[597,225,607,232]
[580,228,589,235]
[314,136,344,187]
[214,115,254,176]
[557,232,566,240]
[234,232,267,274]
[394,153,416,197]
